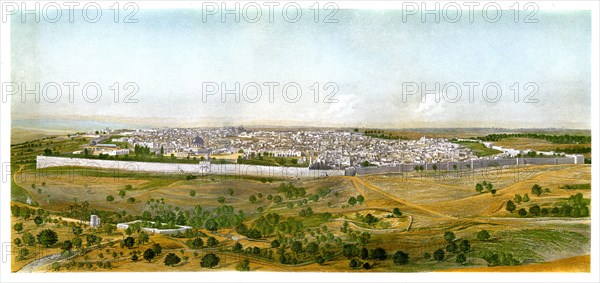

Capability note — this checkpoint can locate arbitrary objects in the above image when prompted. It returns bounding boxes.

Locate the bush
[370,247,387,260]
[200,253,220,268]
[164,253,181,266]
[444,231,456,243]
[433,249,445,262]
[392,251,410,265]
[477,230,490,241]
[236,259,250,271]
[36,229,58,247]
[456,253,467,265]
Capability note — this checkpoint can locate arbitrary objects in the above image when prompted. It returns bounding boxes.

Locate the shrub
[392,251,410,265]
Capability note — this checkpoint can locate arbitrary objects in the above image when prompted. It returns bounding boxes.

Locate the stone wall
[36,156,345,178]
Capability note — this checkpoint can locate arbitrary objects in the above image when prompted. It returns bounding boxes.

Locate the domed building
[189,135,211,158]
[192,136,205,148]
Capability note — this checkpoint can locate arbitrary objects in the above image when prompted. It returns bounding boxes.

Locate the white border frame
[1,1,598,282]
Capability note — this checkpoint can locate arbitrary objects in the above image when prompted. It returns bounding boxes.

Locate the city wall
[36,156,345,178]
[351,156,582,175]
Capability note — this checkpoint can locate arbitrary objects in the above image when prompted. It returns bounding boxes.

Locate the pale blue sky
[11,9,591,129]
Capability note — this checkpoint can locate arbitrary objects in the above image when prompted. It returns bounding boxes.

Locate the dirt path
[352,177,456,220]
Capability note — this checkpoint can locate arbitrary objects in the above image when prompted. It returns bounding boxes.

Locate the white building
[90,215,101,228]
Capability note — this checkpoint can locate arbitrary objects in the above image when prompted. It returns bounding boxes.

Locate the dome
[192,136,205,147]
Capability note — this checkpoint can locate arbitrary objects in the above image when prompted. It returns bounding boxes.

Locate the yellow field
[11,161,592,273]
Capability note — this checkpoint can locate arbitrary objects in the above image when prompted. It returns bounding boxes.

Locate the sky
[10,7,592,129]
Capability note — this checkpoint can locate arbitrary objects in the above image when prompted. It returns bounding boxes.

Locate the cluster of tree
[141,243,163,262]
[354,212,378,225]
[11,205,49,220]
[235,258,251,271]
[475,181,496,195]
[343,245,387,261]
[481,251,520,266]
[276,183,307,199]
[236,223,263,239]
[560,183,591,190]
[133,144,152,157]
[476,133,591,144]
[348,195,365,206]
[299,207,314,217]
[530,184,550,197]
[508,192,589,218]
[142,200,244,232]
[555,146,591,154]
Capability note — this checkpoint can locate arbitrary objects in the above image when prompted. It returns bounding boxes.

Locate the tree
[523,194,530,202]
[477,230,490,241]
[531,184,543,197]
[459,239,471,253]
[348,197,357,206]
[444,231,456,243]
[423,252,432,261]
[34,216,43,226]
[233,242,243,253]
[72,226,83,236]
[72,237,83,248]
[18,248,29,260]
[22,232,36,246]
[227,188,235,196]
[360,247,369,260]
[205,218,218,231]
[349,258,360,269]
[392,251,410,265]
[432,164,438,171]
[104,224,115,235]
[61,240,73,252]
[143,248,156,262]
[270,239,280,249]
[190,237,204,249]
[119,190,126,198]
[164,253,181,266]
[371,247,387,260]
[236,258,250,271]
[316,256,325,265]
[490,189,497,196]
[356,195,364,205]
[37,229,58,247]
[249,195,257,203]
[13,223,23,233]
[207,237,219,247]
[201,253,220,268]
[433,248,445,262]
[138,231,149,244]
[475,183,484,193]
[392,208,402,217]
[189,190,197,197]
[106,195,115,202]
[518,208,527,217]
[123,236,135,249]
[217,196,225,204]
[306,242,319,254]
[529,205,541,216]
[291,241,303,254]
[506,200,516,213]
[151,243,163,255]
[446,242,458,253]
[127,197,136,204]
[14,238,22,247]
[456,253,467,265]
[514,194,523,204]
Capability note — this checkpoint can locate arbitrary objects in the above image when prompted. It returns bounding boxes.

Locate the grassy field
[455,141,503,157]
[9,130,592,273]
[494,137,592,158]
